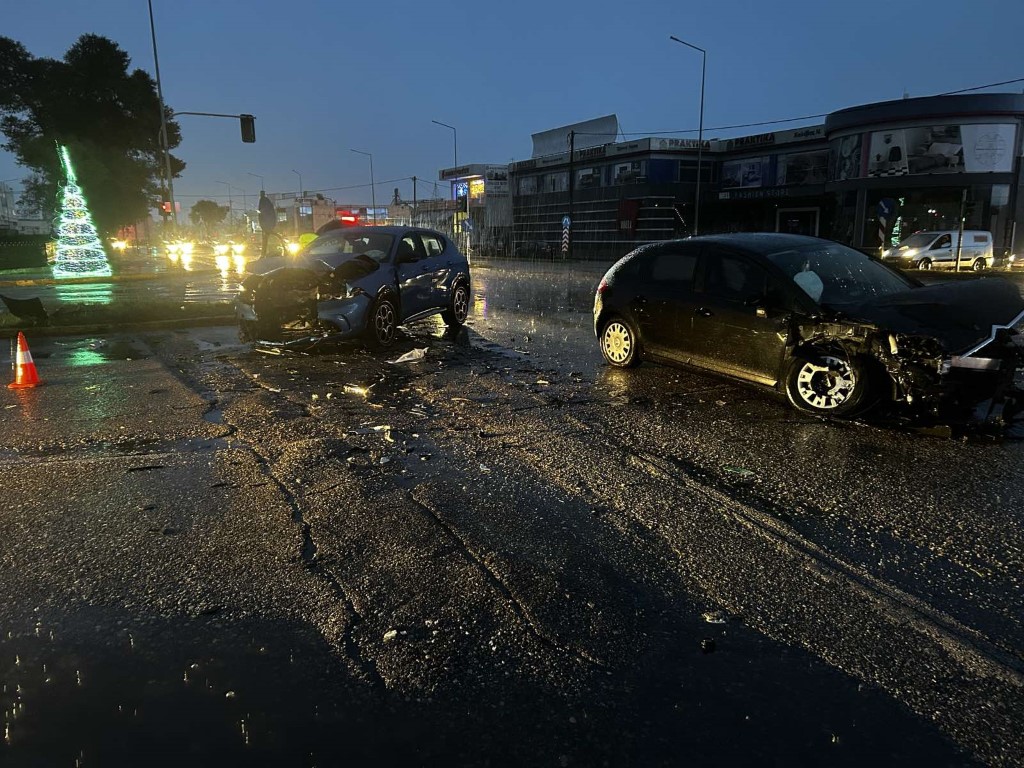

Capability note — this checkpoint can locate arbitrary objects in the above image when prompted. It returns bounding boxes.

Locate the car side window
[650,250,698,287]
[703,254,770,303]
[421,234,445,257]
[932,235,951,250]
[396,234,425,261]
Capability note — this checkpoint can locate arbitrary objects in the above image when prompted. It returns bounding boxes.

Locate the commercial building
[436,163,512,255]
[506,94,1024,260]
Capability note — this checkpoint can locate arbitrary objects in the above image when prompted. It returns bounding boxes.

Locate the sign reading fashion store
[834,123,1017,180]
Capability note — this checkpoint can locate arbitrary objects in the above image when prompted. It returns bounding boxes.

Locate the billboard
[857,123,1016,179]
[531,115,619,158]
[722,157,769,189]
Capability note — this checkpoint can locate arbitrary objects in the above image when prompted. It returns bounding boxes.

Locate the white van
[882,231,994,271]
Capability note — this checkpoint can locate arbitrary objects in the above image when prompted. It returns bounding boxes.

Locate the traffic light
[240,114,256,143]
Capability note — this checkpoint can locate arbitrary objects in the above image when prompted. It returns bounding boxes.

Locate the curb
[0,315,235,340]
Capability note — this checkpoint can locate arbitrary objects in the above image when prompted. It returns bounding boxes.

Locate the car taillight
[597,277,608,294]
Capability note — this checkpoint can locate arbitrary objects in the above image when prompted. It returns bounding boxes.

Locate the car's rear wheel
[367,297,397,347]
[972,258,986,272]
[785,352,874,417]
[917,258,932,270]
[600,317,640,367]
[442,283,469,328]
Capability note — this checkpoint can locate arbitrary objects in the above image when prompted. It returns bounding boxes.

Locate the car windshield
[764,242,913,308]
[305,232,395,263]
[895,233,937,250]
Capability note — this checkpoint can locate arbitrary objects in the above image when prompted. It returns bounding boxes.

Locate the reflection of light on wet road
[215,254,230,275]
[53,283,112,305]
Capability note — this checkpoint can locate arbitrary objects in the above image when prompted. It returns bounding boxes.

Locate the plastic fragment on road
[722,465,756,478]
[383,629,398,642]
[344,384,369,397]
[536,379,550,385]
[254,347,282,356]
[387,347,427,364]
[479,464,491,473]
[702,611,727,624]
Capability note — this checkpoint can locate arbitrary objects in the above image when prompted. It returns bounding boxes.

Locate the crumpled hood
[248,252,380,280]
[840,278,1024,355]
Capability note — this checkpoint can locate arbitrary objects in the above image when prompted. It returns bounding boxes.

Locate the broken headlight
[316,283,360,302]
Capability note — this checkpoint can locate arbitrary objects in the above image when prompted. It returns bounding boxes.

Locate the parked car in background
[594,233,1024,418]
[237,226,470,348]
[882,230,994,271]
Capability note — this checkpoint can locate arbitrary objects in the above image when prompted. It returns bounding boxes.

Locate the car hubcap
[974,260,984,272]
[375,303,395,343]
[918,260,931,270]
[453,287,468,322]
[603,322,632,364]
[795,356,856,410]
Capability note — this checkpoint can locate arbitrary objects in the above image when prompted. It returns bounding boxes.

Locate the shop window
[544,172,568,193]
[613,161,646,185]
[518,176,538,195]
[576,168,601,189]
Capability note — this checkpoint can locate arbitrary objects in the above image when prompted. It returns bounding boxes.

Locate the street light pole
[246,172,265,191]
[669,35,706,236]
[431,120,458,174]
[148,0,177,227]
[292,169,303,198]
[350,149,376,224]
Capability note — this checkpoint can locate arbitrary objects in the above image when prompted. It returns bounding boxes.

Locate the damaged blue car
[237,226,471,348]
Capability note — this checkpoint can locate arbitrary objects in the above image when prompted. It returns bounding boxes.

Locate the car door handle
[696,307,714,317]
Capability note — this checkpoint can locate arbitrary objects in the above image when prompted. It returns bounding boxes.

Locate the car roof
[321,225,444,238]
[651,232,830,255]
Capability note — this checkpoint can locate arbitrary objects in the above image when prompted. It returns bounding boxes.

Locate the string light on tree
[53,144,111,278]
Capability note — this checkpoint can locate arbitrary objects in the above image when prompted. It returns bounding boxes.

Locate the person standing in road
[258,190,276,256]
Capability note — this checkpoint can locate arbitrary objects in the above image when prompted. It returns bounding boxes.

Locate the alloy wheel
[603,321,632,365]
[794,356,857,411]
[453,286,469,323]
[374,302,396,345]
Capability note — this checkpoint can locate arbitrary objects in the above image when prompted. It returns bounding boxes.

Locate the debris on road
[703,611,728,624]
[722,465,756,478]
[344,384,370,397]
[387,347,428,364]
[383,629,398,642]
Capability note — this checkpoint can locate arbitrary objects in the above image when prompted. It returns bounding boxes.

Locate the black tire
[972,258,986,272]
[366,297,397,348]
[442,282,470,328]
[917,258,932,271]
[784,351,875,417]
[600,316,641,368]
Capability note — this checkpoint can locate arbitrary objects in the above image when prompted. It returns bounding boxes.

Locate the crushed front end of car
[236,254,380,350]
[794,278,1024,431]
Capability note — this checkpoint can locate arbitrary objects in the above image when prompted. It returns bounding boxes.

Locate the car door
[688,248,793,385]
[929,233,953,267]
[632,245,700,358]
[418,232,451,308]
[394,232,432,319]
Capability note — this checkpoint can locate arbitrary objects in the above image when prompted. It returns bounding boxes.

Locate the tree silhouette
[0,34,184,235]
[190,199,229,227]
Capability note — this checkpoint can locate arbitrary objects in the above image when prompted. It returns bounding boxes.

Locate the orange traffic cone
[8,332,42,389]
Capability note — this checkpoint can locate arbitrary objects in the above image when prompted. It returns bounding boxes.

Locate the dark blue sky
[2,0,1022,214]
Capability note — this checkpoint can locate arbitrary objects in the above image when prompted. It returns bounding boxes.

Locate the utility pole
[955,188,967,272]
[669,35,707,236]
[412,176,417,227]
[148,0,177,227]
[567,130,575,259]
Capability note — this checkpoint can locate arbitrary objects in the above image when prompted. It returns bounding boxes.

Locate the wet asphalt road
[1,261,1023,766]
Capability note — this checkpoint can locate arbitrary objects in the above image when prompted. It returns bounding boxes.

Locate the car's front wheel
[442,283,469,328]
[600,317,640,367]
[972,258,986,272]
[917,258,933,270]
[785,352,874,417]
[367,297,397,347]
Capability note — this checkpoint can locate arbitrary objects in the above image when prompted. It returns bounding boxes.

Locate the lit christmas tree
[53,144,111,278]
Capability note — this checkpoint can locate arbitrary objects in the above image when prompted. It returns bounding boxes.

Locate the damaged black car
[237,226,471,348]
[594,233,1024,420]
